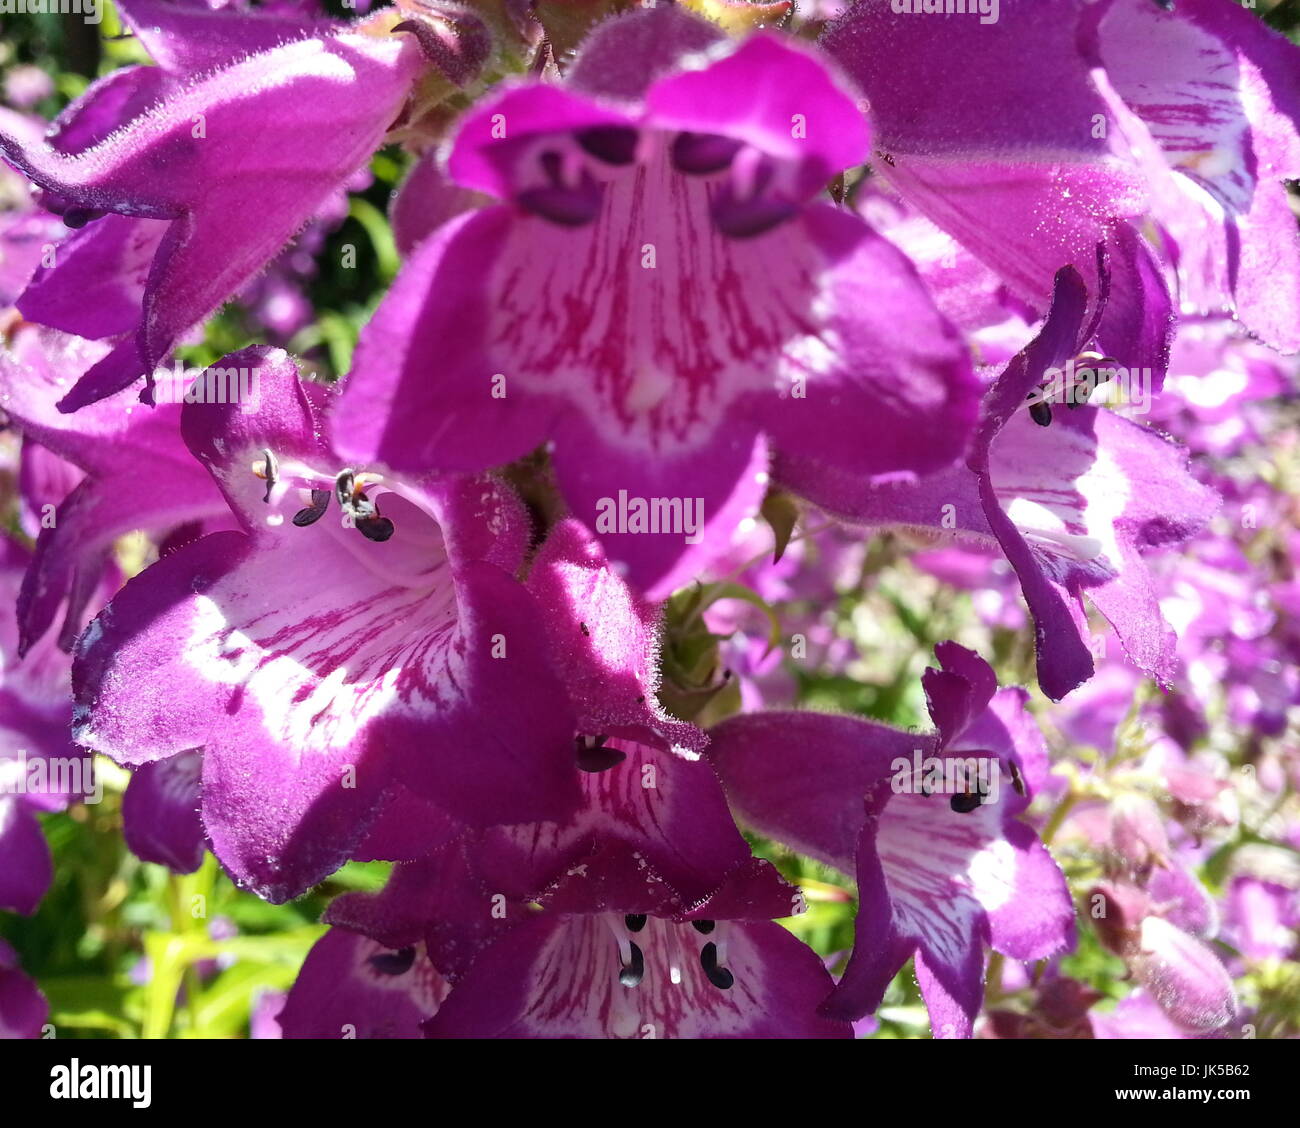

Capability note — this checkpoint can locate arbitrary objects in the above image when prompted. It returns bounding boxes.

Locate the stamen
[292,488,331,527]
[368,946,416,975]
[61,206,105,229]
[518,148,604,226]
[577,125,639,167]
[255,448,279,504]
[671,131,744,175]
[576,734,627,773]
[619,940,645,988]
[690,919,715,935]
[1067,352,1118,409]
[624,914,647,933]
[699,941,734,990]
[356,516,396,543]
[335,467,396,542]
[950,791,984,814]
[1028,398,1052,427]
[335,468,358,510]
[1008,760,1026,798]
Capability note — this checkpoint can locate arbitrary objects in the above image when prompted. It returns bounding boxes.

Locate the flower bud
[1130,917,1237,1033]
[1089,881,1151,956]
[1108,794,1168,872]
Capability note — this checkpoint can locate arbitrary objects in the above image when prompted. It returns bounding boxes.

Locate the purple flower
[120,751,206,874]
[0,12,431,410]
[0,110,64,307]
[328,742,847,1037]
[0,328,228,656]
[780,268,1219,700]
[821,0,1171,372]
[424,906,846,1039]
[1,530,100,918]
[1084,0,1300,353]
[70,347,583,901]
[278,930,450,1039]
[337,6,980,597]
[707,642,1074,1035]
[0,938,47,1039]
[1223,876,1299,964]
[1090,988,1237,1040]
[1091,880,1237,1033]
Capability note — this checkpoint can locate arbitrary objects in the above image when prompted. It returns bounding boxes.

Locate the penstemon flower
[779,268,1220,700]
[707,643,1075,1036]
[338,6,981,595]
[0,0,1296,1046]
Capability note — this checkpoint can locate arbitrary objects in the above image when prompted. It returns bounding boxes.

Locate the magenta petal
[364,559,582,826]
[709,667,1072,1028]
[0,939,47,1039]
[820,827,915,1021]
[922,641,998,746]
[46,66,169,155]
[986,822,1077,962]
[823,0,1148,315]
[753,204,979,481]
[18,215,169,341]
[278,928,449,1039]
[525,519,705,753]
[1131,918,1237,1034]
[566,5,726,102]
[113,0,339,74]
[976,469,1094,702]
[1094,221,1174,387]
[17,442,80,542]
[447,86,637,202]
[645,32,868,180]
[389,148,490,257]
[1,329,223,653]
[337,209,557,473]
[985,406,1218,695]
[200,715,391,903]
[350,786,462,865]
[0,799,53,916]
[552,416,770,598]
[20,467,218,656]
[1093,0,1300,352]
[121,751,205,874]
[71,531,257,766]
[425,914,848,1038]
[825,0,1109,161]
[1,31,425,410]
[475,741,758,914]
[327,838,530,982]
[860,164,1144,324]
[913,945,980,1040]
[707,710,925,875]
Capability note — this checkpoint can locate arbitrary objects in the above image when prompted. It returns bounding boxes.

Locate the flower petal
[279,929,449,1039]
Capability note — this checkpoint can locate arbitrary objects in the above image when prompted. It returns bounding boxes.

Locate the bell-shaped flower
[70,347,582,901]
[0,12,432,410]
[338,5,980,597]
[707,642,1075,1036]
[779,268,1219,699]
